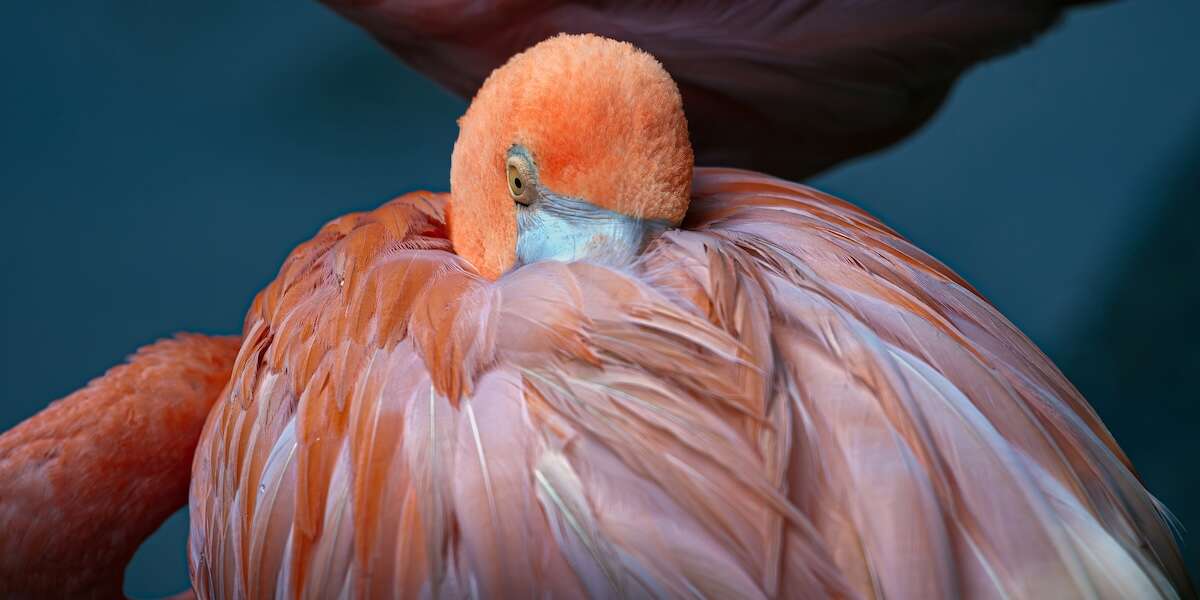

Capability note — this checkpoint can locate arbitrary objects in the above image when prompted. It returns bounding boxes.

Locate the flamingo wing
[322,0,1101,180]
[190,175,1188,598]
[679,169,1191,598]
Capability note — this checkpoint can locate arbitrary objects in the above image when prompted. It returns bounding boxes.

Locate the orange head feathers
[449,34,693,279]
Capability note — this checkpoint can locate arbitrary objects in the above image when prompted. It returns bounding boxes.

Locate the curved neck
[0,335,238,598]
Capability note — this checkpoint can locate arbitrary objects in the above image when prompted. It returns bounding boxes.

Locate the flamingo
[1,6,1192,600]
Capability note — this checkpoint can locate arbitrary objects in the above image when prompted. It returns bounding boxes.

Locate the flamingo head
[448,34,693,280]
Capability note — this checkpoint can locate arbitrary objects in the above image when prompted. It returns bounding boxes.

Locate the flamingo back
[189,169,1189,598]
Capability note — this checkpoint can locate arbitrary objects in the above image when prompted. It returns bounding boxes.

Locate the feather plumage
[189,170,1190,598]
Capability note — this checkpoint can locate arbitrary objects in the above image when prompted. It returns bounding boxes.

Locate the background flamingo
[0,0,1195,595]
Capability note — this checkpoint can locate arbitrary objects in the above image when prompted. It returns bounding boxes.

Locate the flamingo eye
[507,159,531,204]
[507,164,523,196]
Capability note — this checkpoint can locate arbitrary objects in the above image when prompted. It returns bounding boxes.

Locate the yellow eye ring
[507,163,525,199]
[505,147,537,205]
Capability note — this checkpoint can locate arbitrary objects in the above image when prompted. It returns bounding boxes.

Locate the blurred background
[2,0,1197,596]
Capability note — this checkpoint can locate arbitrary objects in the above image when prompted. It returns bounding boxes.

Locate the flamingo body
[188,169,1188,598]
[325,0,1105,182]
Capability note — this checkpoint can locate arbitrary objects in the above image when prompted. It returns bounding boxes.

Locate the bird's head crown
[449,34,693,279]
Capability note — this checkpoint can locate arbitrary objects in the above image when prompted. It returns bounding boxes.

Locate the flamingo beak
[513,191,668,272]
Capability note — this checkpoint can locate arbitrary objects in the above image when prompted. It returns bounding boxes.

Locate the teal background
[1,1,1197,595]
